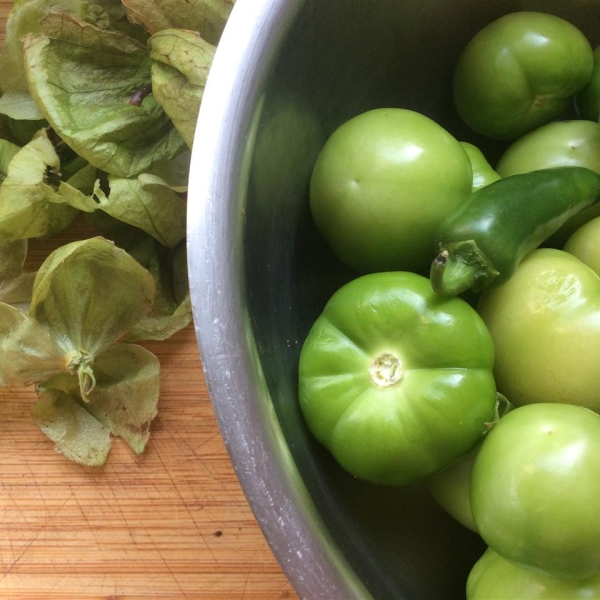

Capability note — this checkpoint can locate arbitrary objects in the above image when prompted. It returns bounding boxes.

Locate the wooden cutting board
[0,4,297,598]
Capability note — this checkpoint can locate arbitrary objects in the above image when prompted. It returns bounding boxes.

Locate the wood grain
[0,5,297,599]
[0,0,7,39]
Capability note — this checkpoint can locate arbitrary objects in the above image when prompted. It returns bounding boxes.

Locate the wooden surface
[0,4,297,599]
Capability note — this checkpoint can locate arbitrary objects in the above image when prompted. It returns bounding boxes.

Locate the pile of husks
[0,0,234,466]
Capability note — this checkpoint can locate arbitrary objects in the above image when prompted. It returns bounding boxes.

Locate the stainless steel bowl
[187,1,600,598]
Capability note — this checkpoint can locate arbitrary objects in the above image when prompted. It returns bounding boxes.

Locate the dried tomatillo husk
[52,164,187,246]
[92,225,192,340]
[92,173,186,248]
[122,0,234,45]
[80,0,149,41]
[125,237,191,341]
[0,240,35,311]
[83,342,160,453]
[0,131,99,234]
[34,342,160,465]
[22,10,185,178]
[0,273,36,312]
[84,209,122,234]
[104,226,191,340]
[0,0,77,120]
[0,239,28,283]
[1,116,47,146]
[0,302,64,386]
[0,138,20,184]
[0,130,78,242]
[34,373,112,466]
[0,0,112,121]
[0,0,149,77]
[30,237,155,394]
[60,155,95,186]
[149,29,215,148]
[148,150,190,192]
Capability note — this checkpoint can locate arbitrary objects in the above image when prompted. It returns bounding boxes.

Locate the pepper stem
[430,240,499,297]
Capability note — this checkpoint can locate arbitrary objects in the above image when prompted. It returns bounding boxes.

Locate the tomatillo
[577,45,600,121]
[477,248,600,412]
[460,141,500,192]
[471,403,600,580]
[298,271,497,486]
[427,395,512,533]
[309,108,472,274]
[496,119,600,244]
[453,12,593,140]
[467,548,600,599]
[564,216,600,275]
[496,120,600,177]
[426,445,478,532]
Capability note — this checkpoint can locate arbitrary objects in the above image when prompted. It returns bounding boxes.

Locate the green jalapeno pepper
[430,166,600,297]
[298,271,497,487]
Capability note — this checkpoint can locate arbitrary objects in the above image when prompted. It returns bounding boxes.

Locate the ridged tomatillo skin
[467,548,600,599]
[453,11,593,140]
[477,248,600,412]
[471,404,600,580]
[298,271,496,486]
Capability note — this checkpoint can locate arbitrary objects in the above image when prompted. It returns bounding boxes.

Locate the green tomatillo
[426,394,512,533]
[477,248,600,412]
[496,120,600,176]
[309,108,472,274]
[577,45,600,121]
[470,403,600,580]
[453,12,593,140]
[564,216,600,276]
[298,271,497,486]
[467,548,600,599]
[460,142,500,192]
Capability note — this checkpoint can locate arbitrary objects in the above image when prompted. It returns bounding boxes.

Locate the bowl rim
[186,1,372,598]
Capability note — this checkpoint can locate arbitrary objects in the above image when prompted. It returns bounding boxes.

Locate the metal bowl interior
[187,1,600,598]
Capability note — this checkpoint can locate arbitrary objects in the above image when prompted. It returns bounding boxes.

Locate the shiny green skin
[467,549,600,599]
[434,166,600,287]
[477,248,600,412]
[564,216,600,275]
[426,445,478,532]
[471,403,600,580]
[497,120,600,176]
[577,46,600,121]
[460,142,500,192]
[427,395,512,533]
[496,120,600,244]
[309,108,472,274]
[298,271,497,486]
[453,12,593,140]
